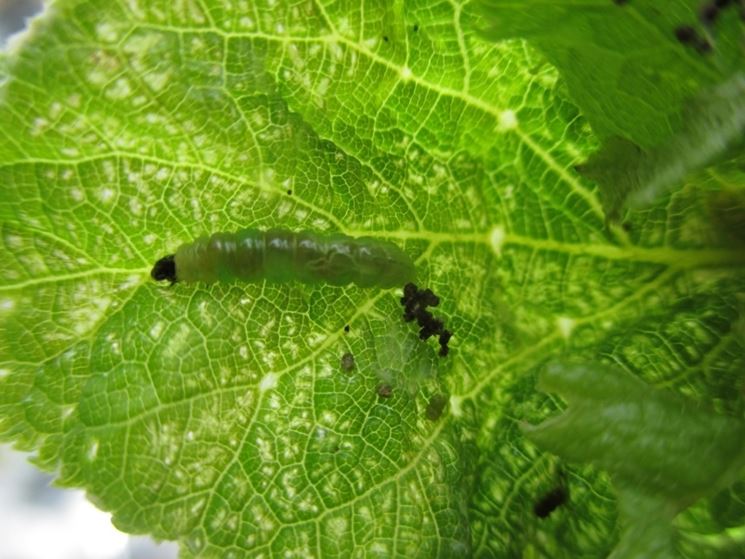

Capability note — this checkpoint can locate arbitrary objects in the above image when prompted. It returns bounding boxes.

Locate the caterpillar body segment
[152,228,415,288]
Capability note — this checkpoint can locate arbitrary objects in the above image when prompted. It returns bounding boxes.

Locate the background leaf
[1,0,745,557]
[523,361,745,559]
[479,0,745,216]
[479,0,745,149]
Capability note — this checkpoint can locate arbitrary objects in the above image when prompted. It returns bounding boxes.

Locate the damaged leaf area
[1,0,745,557]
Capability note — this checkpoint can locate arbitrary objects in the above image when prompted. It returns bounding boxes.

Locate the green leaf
[523,362,745,558]
[579,75,745,218]
[478,0,745,149]
[524,362,745,500]
[479,0,745,216]
[1,1,745,558]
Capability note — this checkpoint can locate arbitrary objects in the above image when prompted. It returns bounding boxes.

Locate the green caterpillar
[151,228,415,288]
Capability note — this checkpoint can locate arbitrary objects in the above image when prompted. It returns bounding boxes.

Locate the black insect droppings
[673,24,712,54]
[341,352,355,372]
[401,283,452,356]
[701,4,719,23]
[377,383,393,398]
[533,486,569,518]
[413,24,419,32]
[343,324,350,333]
[674,25,698,43]
[700,0,732,24]
[419,317,443,341]
[438,330,452,357]
[697,37,713,53]
[287,189,292,195]
[383,35,389,42]
[425,394,448,421]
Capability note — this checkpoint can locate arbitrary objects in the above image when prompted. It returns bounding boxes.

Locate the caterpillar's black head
[151,254,177,284]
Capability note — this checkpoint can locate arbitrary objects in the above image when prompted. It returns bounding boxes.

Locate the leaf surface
[1,1,745,557]
[479,0,745,215]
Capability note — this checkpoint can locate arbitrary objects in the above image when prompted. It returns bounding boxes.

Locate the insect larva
[151,228,415,288]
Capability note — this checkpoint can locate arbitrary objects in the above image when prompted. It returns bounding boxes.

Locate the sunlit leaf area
[1,0,744,557]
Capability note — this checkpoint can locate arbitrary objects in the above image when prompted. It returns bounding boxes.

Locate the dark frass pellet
[438,330,452,357]
[533,486,569,518]
[377,383,393,398]
[674,25,698,44]
[700,1,725,24]
[425,394,449,421]
[672,24,712,54]
[400,282,452,356]
[341,352,355,372]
